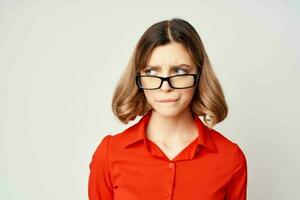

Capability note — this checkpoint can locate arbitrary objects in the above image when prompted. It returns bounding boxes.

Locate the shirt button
[169,163,174,168]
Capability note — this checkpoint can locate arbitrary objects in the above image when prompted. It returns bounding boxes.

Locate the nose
[160,79,173,91]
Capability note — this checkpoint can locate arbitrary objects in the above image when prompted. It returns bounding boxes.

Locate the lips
[157,98,178,102]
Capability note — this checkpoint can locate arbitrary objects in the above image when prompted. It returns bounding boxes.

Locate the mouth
[157,98,178,103]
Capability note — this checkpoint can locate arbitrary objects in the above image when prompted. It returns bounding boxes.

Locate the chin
[152,106,185,118]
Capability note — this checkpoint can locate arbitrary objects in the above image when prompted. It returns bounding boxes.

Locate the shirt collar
[123,109,217,153]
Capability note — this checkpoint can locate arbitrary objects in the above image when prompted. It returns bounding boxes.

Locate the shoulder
[209,128,247,164]
[210,128,237,149]
[93,123,137,151]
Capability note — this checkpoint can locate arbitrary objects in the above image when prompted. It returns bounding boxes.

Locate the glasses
[135,72,200,90]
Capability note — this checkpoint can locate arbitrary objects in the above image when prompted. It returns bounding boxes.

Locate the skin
[140,42,199,160]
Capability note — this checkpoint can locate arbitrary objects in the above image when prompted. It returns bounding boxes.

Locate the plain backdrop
[1,0,299,199]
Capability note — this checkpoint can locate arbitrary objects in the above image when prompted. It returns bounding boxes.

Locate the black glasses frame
[135,71,201,90]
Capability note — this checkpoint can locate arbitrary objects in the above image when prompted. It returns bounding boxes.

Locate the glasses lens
[170,75,194,88]
[138,74,196,89]
[140,76,161,89]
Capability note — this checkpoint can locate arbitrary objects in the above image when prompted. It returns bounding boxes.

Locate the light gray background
[1,0,299,199]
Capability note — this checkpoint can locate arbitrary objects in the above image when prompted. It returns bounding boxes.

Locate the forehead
[147,42,195,68]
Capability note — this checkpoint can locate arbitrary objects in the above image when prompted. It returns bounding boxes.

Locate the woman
[88,18,247,200]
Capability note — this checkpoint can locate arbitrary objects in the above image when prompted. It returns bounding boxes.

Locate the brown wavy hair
[111,18,228,128]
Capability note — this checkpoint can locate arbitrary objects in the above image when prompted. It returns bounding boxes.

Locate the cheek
[143,90,156,102]
[181,89,196,102]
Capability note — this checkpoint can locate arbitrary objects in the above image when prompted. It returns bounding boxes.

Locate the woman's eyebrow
[144,64,192,70]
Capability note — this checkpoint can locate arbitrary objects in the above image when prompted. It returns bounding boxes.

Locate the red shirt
[88,110,247,200]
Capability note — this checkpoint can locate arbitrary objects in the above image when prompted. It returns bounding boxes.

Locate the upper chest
[147,135,199,161]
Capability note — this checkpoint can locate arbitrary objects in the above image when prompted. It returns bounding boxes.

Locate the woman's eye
[174,68,188,74]
[144,69,156,75]
[142,67,188,75]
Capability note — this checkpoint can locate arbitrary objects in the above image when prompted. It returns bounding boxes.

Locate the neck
[146,108,198,143]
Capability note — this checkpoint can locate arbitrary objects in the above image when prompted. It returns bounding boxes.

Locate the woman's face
[140,42,198,118]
